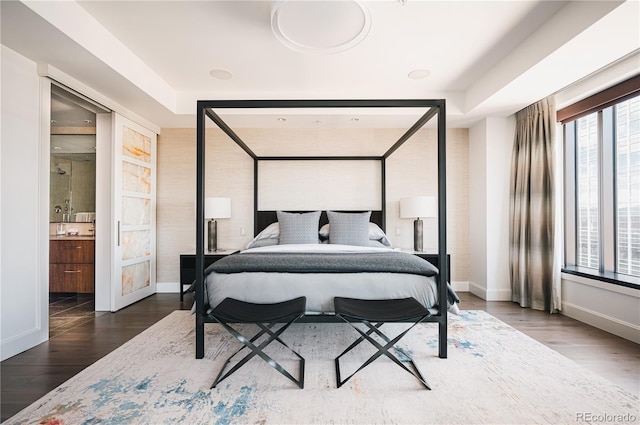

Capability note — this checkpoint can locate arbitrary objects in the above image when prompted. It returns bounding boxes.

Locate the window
[560,75,640,286]
[616,96,640,276]
[575,112,599,269]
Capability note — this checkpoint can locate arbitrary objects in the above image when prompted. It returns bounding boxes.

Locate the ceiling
[1,1,639,130]
[50,84,99,128]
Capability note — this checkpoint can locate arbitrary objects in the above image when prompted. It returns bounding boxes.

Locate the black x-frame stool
[334,297,432,390]
[208,297,306,389]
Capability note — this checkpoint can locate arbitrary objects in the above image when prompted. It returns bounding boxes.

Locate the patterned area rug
[4,310,638,425]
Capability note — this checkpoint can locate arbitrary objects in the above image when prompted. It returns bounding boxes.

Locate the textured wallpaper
[156,127,468,284]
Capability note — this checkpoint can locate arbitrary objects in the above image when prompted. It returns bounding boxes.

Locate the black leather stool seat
[211,297,307,323]
[334,297,431,390]
[209,297,306,389]
[334,297,430,322]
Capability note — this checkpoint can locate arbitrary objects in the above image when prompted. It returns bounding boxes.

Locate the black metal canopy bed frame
[194,99,448,360]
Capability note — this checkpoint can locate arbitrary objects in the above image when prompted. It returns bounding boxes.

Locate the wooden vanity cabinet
[49,239,95,293]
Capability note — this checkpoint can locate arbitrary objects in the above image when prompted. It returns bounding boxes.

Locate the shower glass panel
[49,150,96,222]
[50,159,73,222]
[49,135,96,223]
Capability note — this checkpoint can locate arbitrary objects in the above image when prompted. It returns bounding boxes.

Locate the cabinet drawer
[50,240,95,264]
[49,264,94,293]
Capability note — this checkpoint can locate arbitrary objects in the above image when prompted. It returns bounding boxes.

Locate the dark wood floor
[48,293,106,337]
[1,292,638,421]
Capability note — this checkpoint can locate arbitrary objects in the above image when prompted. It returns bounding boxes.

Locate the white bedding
[205,244,456,314]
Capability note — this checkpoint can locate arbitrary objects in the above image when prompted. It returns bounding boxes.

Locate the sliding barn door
[111,114,157,311]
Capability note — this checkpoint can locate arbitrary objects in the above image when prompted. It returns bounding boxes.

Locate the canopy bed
[194,99,449,360]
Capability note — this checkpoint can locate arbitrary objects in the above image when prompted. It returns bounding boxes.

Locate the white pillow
[245,222,279,249]
[368,223,392,246]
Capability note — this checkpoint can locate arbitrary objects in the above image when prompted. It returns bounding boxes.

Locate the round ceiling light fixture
[271,0,372,54]
[408,69,431,80]
[209,69,233,80]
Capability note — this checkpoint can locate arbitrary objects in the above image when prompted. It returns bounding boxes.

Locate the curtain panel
[509,97,560,312]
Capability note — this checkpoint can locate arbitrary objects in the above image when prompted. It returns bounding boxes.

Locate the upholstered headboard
[255,210,383,236]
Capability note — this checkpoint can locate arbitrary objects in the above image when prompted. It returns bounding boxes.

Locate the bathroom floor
[49,293,106,337]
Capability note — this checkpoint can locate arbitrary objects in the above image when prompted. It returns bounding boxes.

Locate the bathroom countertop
[50,235,95,241]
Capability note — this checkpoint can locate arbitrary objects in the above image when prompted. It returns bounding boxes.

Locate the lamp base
[208,219,218,252]
[413,219,423,252]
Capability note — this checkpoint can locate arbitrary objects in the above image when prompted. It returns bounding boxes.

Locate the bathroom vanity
[49,237,95,293]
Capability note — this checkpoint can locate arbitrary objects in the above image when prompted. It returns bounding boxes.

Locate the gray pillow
[327,211,371,246]
[277,211,321,244]
[319,222,392,246]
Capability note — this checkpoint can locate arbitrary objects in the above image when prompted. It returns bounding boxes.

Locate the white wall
[561,274,640,343]
[1,45,49,360]
[258,160,381,211]
[468,117,514,301]
[468,121,488,297]
[485,117,514,300]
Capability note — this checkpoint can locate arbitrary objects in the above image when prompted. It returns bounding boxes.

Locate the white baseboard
[156,282,180,293]
[451,281,469,292]
[469,281,486,299]
[1,328,48,362]
[562,301,640,344]
[468,281,512,301]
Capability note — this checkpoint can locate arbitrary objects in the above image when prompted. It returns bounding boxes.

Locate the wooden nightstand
[179,250,239,301]
[402,251,451,282]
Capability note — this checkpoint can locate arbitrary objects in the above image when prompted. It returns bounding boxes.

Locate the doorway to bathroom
[48,84,104,336]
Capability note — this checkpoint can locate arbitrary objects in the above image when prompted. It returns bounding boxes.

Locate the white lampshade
[400,196,437,219]
[205,197,231,219]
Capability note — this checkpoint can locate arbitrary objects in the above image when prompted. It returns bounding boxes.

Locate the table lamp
[205,197,231,252]
[400,196,437,252]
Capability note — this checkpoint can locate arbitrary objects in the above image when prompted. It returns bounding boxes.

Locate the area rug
[4,310,638,425]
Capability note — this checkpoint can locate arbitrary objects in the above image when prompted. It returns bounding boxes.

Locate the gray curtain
[509,97,559,312]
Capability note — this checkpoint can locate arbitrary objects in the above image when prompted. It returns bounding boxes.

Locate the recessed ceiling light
[408,69,431,80]
[209,69,233,80]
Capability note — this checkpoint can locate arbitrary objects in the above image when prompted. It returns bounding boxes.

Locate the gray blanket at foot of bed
[206,251,438,276]
[203,251,460,306]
